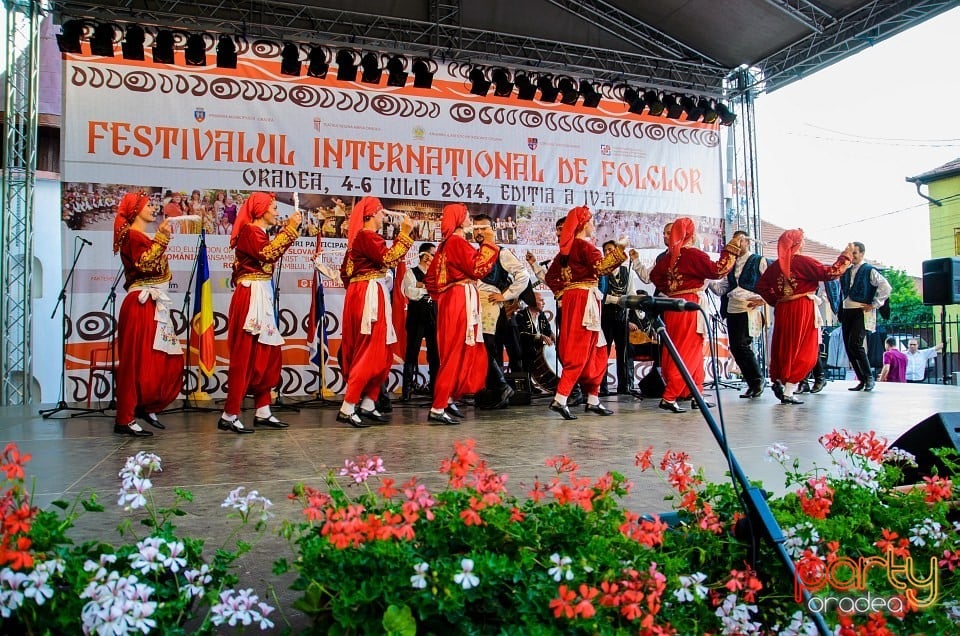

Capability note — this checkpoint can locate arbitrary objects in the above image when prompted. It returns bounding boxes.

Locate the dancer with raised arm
[113,192,184,437]
[336,197,414,428]
[218,192,302,434]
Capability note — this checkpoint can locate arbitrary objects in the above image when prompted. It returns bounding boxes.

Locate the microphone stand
[649,308,830,636]
[72,266,123,418]
[40,239,100,419]
[162,231,218,414]
[270,253,299,413]
[706,291,741,391]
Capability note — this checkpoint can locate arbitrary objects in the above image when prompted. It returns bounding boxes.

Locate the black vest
[408,267,435,317]
[720,254,763,317]
[481,256,512,292]
[841,264,878,305]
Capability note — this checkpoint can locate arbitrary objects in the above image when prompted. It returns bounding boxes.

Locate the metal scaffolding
[1,0,39,405]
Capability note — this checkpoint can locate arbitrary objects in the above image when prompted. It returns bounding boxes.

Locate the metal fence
[867,317,958,384]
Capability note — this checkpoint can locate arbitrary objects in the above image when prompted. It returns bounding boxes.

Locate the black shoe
[217,417,254,434]
[796,380,810,394]
[357,408,389,424]
[848,382,865,391]
[493,385,515,409]
[113,423,153,437]
[739,386,762,399]
[549,401,578,420]
[658,399,686,413]
[780,395,804,405]
[691,400,715,410]
[336,411,370,428]
[584,403,614,416]
[598,388,611,398]
[253,415,290,429]
[137,412,165,430]
[771,381,784,401]
[428,411,460,425]
[863,378,876,392]
[568,390,586,407]
[445,404,465,418]
[628,390,644,400]
[810,378,826,394]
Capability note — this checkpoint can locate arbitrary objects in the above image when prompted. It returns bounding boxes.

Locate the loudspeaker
[890,412,960,484]
[921,257,960,305]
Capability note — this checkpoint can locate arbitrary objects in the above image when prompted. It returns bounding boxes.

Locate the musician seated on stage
[516,292,555,372]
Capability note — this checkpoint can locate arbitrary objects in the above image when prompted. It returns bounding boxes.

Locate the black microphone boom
[78,236,93,246]
[618,294,699,312]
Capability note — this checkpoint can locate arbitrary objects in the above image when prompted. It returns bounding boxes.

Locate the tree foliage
[884,268,932,325]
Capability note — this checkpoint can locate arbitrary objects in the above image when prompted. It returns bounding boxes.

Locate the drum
[531,343,563,392]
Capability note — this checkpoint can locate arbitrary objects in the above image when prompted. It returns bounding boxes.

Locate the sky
[753,5,960,276]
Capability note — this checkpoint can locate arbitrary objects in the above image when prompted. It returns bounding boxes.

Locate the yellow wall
[926,173,960,321]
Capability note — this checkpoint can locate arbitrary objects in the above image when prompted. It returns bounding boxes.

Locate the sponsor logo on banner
[297,279,312,288]
[600,144,611,156]
[194,108,206,123]
[412,126,425,140]
[527,138,538,150]
[313,118,322,132]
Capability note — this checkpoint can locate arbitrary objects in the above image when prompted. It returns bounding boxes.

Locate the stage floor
[5,379,959,629]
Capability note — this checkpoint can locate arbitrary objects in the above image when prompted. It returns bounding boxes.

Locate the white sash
[134,283,183,355]
[581,287,607,348]
[464,283,484,346]
[241,279,284,346]
[360,278,397,345]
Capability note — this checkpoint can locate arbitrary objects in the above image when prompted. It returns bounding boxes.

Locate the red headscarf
[230,192,276,247]
[346,196,384,249]
[666,217,696,266]
[557,206,591,256]
[777,229,804,279]
[440,203,468,240]
[113,191,150,253]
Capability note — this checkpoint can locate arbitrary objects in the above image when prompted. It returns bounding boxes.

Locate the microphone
[539,260,551,268]
[617,294,700,312]
[77,237,92,246]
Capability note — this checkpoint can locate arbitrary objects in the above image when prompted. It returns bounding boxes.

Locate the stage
[6,379,959,629]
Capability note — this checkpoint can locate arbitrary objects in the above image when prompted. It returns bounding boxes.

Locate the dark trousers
[840,308,872,382]
[726,312,763,389]
[402,306,439,395]
[484,311,514,389]
[600,308,630,392]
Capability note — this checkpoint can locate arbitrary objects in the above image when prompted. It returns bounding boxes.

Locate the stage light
[558,77,579,105]
[122,24,145,61]
[537,75,559,102]
[623,87,646,114]
[152,30,175,64]
[57,20,84,54]
[469,68,490,96]
[580,80,601,108]
[307,46,329,78]
[717,102,737,126]
[280,43,301,76]
[90,23,116,57]
[215,35,237,69]
[489,68,513,97]
[335,49,358,81]
[515,73,536,100]
[411,58,435,88]
[360,52,382,84]
[184,33,206,66]
[386,55,407,87]
[663,94,684,119]
[643,90,664,116]
[700,98,718,124]
[682,96,704,122]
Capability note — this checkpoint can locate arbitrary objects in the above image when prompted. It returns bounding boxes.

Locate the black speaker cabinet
[890,412,960,484]
[921,257,960,305]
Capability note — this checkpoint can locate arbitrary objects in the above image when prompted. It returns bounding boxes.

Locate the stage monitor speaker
[921,257,960,305]
[890,412,960,484]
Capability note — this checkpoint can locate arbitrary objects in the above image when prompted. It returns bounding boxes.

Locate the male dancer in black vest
[839,242,891,392]
[400,243,440,401]
[599,240,637,395]
[708,231,767,398]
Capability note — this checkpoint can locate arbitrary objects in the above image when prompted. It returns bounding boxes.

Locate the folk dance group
[111,190,885,436]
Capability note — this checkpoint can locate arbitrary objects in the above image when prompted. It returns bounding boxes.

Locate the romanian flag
[192,232,216,376]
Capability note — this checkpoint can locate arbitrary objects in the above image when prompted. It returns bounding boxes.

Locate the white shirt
[401,265,430,302]
[477,248,529,334]
[905,347,938,381]
[707,252,767,314]
[841,263,892,310]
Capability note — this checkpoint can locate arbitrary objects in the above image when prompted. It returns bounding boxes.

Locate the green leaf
[51,499,69,510]
[383,604,416,636]
[81,499,105,513]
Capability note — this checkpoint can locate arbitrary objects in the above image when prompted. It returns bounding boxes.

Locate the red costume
[649,218,738,402]
[224,192,299,415]
[339,197,413,405]
[545,206,625,398]
[756,229,850,385]
[425,204,499,411]
[113,192,183,426]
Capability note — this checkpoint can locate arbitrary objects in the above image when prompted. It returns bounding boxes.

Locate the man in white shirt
[904,338,944,383]
[839,242,892,391]
[400,243,439,400]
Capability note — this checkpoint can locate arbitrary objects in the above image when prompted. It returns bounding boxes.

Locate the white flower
[161,540,188,573]
[715,593,761,635]
[79,570,157,636]
[410,562,429,589]
[210,588,275,628]
[23,559,63,606]
[883,447,917,466]
[772,610,818,635]
[945,600,960,624]
[222,486,274,521]
[129,537,165,575]
[909,519,946,548]
[673,572,708,602]
[766,443,790,462]
[547,553,574,582]
[0,569,28,618]
[453,558,480,590]
[183,564,213,599]
[782,522,820,559]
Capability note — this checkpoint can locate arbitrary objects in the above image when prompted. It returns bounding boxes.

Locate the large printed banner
[61,50,727,402]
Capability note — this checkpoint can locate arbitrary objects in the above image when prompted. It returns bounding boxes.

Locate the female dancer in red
[113,191,184,436]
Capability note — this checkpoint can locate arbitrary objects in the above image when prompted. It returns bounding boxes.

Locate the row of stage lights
[55,20,735,125]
